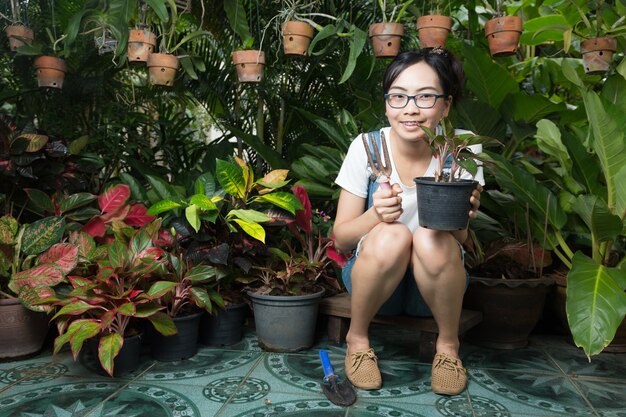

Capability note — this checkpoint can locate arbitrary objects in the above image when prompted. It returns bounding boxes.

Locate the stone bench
[319,292,483,362]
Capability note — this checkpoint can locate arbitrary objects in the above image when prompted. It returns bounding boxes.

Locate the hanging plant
[3,0,34,51]
[484,1,523,57]
[368,0,412,58]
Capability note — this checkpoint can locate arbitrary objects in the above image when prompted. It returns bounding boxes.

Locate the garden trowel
[319,349,357,406]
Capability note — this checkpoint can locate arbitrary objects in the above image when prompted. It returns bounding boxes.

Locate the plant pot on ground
[484,15,523,57]
[0,214,76,360]
[416,14,452,48]
[463,239,555,349]
[200,301,249,347]
[81,331,144,376]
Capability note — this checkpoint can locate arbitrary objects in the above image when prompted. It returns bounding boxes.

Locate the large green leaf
[22,217,65,256]
[484,152,567,229]
[520,14,569,45]
[146,174,181,202]
[224,0,251,44]
[535,119,572,173]
[253,192,303,215]
[463,43,519,109]
[338,26,367,84]
[232,218,265,243]
[216,159,246,199]
[227,209,270,223]
[567,252,626,358]
[148,311,177,336]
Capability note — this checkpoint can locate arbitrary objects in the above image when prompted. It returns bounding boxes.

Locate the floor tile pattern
[1,324,625,417]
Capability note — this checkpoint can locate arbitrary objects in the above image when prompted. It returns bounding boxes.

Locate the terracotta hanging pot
[484,15,523,57]
[282,21,315,56]
[416,15,452,48]
[5,24,34,52]
[146,53,179,86]
[232,50,265,83]
[369,22,404,58]
[33,55,68,89]
[127,29,157,62]
[580,37,617,74]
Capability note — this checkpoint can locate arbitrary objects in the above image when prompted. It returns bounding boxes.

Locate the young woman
[332,48,483,396]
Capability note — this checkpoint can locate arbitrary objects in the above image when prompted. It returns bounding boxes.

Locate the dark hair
[382,48,465,105]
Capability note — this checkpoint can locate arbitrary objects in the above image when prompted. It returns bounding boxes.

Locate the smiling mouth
[402,121,422,127]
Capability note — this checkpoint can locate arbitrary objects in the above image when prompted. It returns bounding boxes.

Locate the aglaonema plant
[42,219,177,377]
[0,215,78,312]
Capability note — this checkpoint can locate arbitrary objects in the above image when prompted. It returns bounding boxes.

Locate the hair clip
[429,47,448,56]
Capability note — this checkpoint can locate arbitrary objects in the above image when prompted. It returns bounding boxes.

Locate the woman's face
[385,61,451,143]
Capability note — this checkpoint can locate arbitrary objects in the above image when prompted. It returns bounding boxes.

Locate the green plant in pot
[41,219,177,377]
[415,117,498,231]
[479,58,626,357]
[0,214,78,359]
[244,185,342,352]
[146,0,210,86]
[369,0,413,58]
[145,250,225,361]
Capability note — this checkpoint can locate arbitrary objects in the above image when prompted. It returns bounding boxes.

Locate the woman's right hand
[372,183,403,223]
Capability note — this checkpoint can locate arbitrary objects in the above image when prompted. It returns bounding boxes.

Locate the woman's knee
[360,223,412,265]
[412,228,463,272]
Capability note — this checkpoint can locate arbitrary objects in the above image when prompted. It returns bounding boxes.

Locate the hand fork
[362,130,392,191]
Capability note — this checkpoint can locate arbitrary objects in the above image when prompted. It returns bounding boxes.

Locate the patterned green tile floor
[1,324,625,417]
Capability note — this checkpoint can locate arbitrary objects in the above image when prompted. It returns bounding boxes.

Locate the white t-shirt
[335,126,485,233]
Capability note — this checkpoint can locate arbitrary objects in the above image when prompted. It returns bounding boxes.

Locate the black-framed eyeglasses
[384,93,447,109]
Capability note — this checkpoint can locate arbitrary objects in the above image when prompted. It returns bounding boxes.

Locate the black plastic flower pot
[199,302,248,347]
[414,177,477,231]
[150,311,202,362]
[82,332,143,377]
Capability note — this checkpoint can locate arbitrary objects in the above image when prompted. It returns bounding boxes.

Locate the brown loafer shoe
[431,352,467,395]
[344,348,382,390]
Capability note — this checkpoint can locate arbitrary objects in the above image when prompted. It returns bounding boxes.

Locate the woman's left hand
[469,184,483,219]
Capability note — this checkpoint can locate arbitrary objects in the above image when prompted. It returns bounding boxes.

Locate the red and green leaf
[98,333,123,377]
[9,264,64,294]
[38,243,79,273]
[22,216,65,256]
[81,216,106,238]
[125,204,155,227]
[0,215,18,244]
[148,311,177,336]
[98,184,131,214]
[147,281,177,298]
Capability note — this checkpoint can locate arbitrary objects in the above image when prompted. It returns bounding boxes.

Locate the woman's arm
[333,184,403,253]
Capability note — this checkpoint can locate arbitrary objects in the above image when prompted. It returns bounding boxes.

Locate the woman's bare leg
[346,222,412,354]
[411,228,466,358]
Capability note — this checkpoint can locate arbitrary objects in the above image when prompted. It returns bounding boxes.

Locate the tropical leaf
[23,188,55,213]
[98,332,123,377]
[59,193,98,214]
[253,192,303,215]
[38,243,79,273]
[22,216,65,256]
[0,216,18,245]
[232,218,265,242]
[216,159,246,199]
[567,252,626,358]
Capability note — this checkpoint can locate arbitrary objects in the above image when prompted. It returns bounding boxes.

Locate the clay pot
[416,15,452,48]
[282,21,315,56]
[0,298,49,360]
[127,29,157,62]
[232,50,265,83]
[33,56,68,89]
[581,37,617,74]
[5,24,34,52]
[369,22,404,58]
[146,53,179,86]
[485,15,523,57]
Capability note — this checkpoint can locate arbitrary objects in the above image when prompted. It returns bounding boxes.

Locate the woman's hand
[469,184,483,219]
[372,183,403,223]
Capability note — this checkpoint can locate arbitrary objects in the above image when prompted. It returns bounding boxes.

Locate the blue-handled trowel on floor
[319,350,357,406]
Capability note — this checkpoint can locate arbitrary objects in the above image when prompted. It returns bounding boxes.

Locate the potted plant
[3,0,34,52]
[0,214,77,360]
[484,0,523,57]
[147,158,303,346]
[369,0,412,58]
[415,117,497,230]
[146,0,210,86]
[145,250,225,361]
[225,1,265,83]
[479,59,626,357]
[572,0,622,74]
[416,1,452,48]
[462,194,555,349]
[276,0,318,56]
[42,219,177,377]
[244,185,341,352]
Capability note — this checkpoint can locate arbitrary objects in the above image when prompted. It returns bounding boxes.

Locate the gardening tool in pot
[362,131,392,191]
[319,349,357,406]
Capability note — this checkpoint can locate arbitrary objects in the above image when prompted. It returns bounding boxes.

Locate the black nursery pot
[150,311,203,362]
[414,177,477,231]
